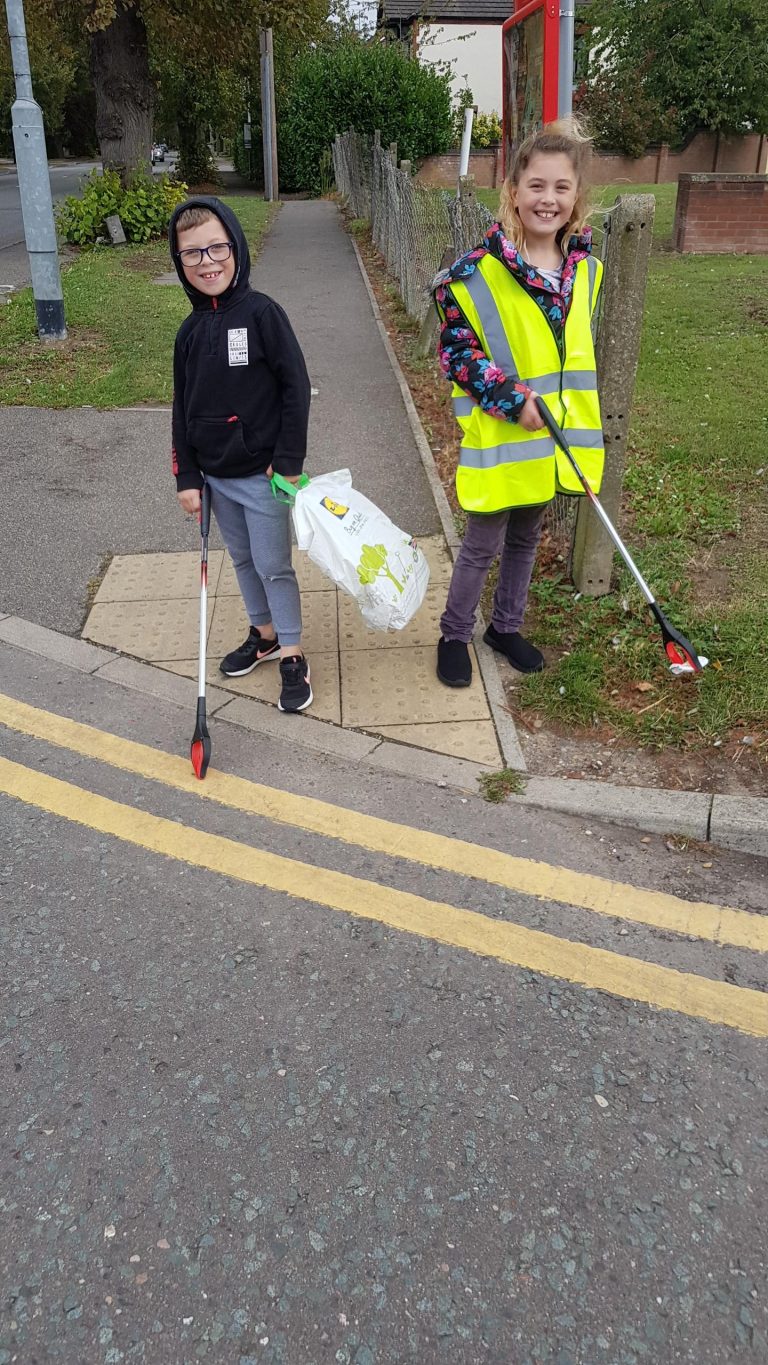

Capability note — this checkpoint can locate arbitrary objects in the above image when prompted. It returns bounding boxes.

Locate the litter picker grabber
[190,480,212,779]
[535,399,708,675]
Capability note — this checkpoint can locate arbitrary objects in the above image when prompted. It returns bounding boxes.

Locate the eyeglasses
[177,241,234,267]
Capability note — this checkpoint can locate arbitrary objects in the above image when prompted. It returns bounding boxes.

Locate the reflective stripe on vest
[449,254,604,514]
[460,436,556,468]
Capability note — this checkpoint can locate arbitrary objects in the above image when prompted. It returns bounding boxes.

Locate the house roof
[379,2,512,21]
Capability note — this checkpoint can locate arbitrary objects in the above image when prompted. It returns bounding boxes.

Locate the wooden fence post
[398,160,412,314]
[414,174,478,358]
[371,129,380,243]
[571,194,656,595]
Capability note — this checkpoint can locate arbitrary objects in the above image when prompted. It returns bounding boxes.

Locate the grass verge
[0,197,276,408]
[347,187,768,776]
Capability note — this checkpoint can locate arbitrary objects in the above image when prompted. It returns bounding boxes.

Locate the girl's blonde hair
[498,117,593,258]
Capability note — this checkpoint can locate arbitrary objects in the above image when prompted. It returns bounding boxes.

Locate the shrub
[278,39,453,194]
[56,169,188,246]
[575,69,677,159]
[473,111,503,148]
[56,168,122,246]
[450,95,502,149]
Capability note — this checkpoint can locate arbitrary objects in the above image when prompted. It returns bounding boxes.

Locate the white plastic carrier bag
[272,469,430,631]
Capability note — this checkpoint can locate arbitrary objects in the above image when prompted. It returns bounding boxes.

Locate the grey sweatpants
[206,472,302,648]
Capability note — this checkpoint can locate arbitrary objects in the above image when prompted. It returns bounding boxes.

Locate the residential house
[377,1,511,114]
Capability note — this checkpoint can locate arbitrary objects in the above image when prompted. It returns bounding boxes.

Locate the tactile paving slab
[94,552,224,603]
[416,534,455,585]
[208,590,338,658]
[80,534,505,763]
[161,652,341,725]
[83,598,210,661]
[217,549,330,596]
[337,585,444,651]
[340,646,490,728]
[373,720,501,766]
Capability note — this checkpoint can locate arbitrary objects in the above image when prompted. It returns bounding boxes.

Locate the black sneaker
[278,654,313,712]
[484,624,544,673]
[220,626,280,677]
[437,637,472,688]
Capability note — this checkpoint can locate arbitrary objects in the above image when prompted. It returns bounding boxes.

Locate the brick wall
[673,174,768,254]
[588,132,767,186]
[416,147,503,189]
[417,134,767,190]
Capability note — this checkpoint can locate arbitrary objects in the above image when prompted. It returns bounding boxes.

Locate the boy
[170,196,313,712]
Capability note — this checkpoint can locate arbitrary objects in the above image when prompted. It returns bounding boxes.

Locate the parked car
[151,143,165,163]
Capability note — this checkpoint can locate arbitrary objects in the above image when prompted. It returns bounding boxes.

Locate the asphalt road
[1,641,767,1364]
[0,155,179,289]
[0,161,96,290]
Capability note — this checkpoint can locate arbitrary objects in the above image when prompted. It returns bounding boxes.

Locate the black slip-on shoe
[436,637,472,688]
[483,625,544,673]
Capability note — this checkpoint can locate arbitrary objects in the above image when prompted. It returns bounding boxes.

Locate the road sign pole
[558,4,575,117]
[5,0,66,339]
[259,27,279,202]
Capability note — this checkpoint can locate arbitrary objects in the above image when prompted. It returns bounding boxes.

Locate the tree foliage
[0,2,78,156]
[278,38,454,194]
[582,0,768,150]
[20,0,334,179]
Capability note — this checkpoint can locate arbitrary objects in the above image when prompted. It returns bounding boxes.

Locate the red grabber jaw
[191,700,211,780]
[190,482,212,779]
[533,399,708,677]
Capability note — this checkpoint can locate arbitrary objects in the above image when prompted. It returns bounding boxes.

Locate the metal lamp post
[5,0,66,339]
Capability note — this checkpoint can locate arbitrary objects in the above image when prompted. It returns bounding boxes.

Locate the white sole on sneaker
[278,664,313,713]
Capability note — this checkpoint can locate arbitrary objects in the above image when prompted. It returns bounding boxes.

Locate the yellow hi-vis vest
[447,253,604,514]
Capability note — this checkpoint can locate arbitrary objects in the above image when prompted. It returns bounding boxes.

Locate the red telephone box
[502,0,560,174]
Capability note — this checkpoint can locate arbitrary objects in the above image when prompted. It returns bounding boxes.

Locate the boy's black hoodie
[169,196,311,493]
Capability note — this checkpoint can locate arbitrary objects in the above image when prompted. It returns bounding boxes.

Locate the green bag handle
[270,470,310,503]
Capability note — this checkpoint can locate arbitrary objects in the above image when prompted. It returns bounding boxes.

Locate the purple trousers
[440,502,549,644]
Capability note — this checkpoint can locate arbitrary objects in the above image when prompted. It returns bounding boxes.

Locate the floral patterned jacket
[433,224,593,423]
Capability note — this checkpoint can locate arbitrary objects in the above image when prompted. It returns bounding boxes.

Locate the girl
[433,118,604,687]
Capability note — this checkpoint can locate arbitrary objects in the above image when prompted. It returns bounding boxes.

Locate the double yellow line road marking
[0,693,766,1036]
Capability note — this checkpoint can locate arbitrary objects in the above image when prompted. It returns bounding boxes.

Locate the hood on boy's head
[168,196,251,307]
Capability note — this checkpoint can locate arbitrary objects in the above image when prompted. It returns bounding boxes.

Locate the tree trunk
[90,1,153,184]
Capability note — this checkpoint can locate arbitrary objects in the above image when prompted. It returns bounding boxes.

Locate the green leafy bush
[472,112,503,148]
[56,169,188,246]
[574,68,677,158]
[56,169,122,246]
[450,94,502,149]
[278,39,453,194]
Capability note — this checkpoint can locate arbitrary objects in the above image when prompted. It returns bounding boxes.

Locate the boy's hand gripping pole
[535,399,707,676]
[190,481,212,779]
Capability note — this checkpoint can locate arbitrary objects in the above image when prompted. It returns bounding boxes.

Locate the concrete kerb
[345,225,768,861]
[0,617,490,794]
[1,615,767,854]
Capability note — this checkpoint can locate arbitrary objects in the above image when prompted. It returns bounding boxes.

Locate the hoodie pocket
[188,415,251,472]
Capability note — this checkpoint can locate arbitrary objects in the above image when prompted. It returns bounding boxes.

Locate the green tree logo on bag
[357,544,403,594]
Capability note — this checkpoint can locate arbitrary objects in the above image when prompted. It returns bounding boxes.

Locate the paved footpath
[1,199,767,1363]
[0,200,439,637]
